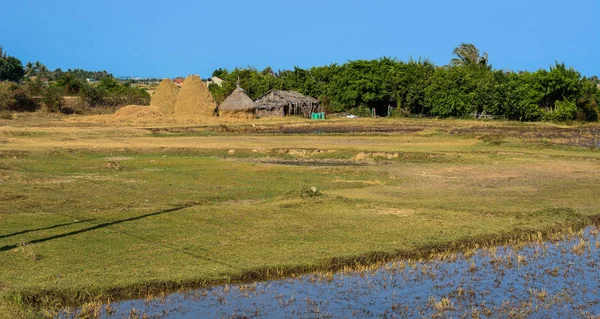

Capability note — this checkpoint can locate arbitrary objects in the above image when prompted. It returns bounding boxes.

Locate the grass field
[1,115,599,317]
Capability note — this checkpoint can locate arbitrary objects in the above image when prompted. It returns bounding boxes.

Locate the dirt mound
[114,105,164,119]
[150,79,179,114]
[174,75,216,118]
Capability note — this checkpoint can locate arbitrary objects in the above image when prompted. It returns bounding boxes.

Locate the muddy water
[62,227,600,318]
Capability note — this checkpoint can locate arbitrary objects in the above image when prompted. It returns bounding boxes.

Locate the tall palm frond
[450,43,488,67]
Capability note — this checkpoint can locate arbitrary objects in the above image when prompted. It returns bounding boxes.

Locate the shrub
[348,105,373,117]
[0,82,16,111]
[544,99,578,122]
[0,81,38,112]
[41,85,63,113]
[389,106,408,118]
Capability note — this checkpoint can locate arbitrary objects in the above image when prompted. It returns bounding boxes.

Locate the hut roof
[219,86,256,111]
[255,102,284,110]
[255,90,318,105]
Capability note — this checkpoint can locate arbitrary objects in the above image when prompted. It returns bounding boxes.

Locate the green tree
[495,71,544,121]
[0,47,25,82]
[329,58,398,115]
[305,64,339,111]
[390,58,435,114]
[24,62,33,77]
[97,77,120,91]
[212,68,228,79]
[539,63,582,110]
[56,73,84,95]
[425,65,494,117]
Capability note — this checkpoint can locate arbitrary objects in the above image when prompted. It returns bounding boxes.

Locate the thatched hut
[254,90,320,118]
[218,85,256,119]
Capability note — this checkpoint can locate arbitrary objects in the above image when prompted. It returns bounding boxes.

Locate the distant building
[254,90,320,118]
[28,76,49,84]
[206,76,224,87]
[173,77,185,87]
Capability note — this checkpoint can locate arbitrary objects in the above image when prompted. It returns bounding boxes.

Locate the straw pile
[114,105,164,119]
[150,79,179,114]
[220,111,255,119]
[70,75,263,124]
[174,75,216,117]
[219,86,256,119]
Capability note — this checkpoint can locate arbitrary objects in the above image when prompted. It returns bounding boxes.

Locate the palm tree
[25,62,34,77]
[450,43,488,67]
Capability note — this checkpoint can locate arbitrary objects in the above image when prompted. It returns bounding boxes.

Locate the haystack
[114,105,164,120]
[150,79,179,114]
[218,85,256,119]
[173,75,216,118]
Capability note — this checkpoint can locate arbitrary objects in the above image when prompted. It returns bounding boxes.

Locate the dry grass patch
[372,207,417,217]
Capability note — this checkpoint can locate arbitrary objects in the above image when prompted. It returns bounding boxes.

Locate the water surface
[61,227,600,318]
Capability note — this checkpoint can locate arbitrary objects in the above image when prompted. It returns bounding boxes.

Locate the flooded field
[62,226,600,318]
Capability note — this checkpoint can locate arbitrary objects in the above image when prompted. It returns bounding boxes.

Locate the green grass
[1,119,600,317]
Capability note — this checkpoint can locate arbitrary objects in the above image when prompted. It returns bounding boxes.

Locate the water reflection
[61,227,600,318]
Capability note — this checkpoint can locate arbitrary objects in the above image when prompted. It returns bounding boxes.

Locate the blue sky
[2,0,598,78]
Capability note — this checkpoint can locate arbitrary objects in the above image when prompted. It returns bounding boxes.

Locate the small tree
[0,47,25,82]
[56,73,84,95]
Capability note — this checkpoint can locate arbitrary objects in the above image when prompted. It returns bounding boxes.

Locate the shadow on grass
[0,204,236,268]
[0,219,95,240]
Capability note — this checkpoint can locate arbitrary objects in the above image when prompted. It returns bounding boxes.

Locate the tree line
[24,60,113,82]
[1,44,599,122]
[0,46,149,115]
[210,43,599,122]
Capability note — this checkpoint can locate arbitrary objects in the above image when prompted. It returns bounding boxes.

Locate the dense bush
[41,85,63,113]
[544,99,578,122]
[0,74,150,114]
[424,65,494,117]
[78,77,150,108]
[0,82,36,112]
[0,48,150,114]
